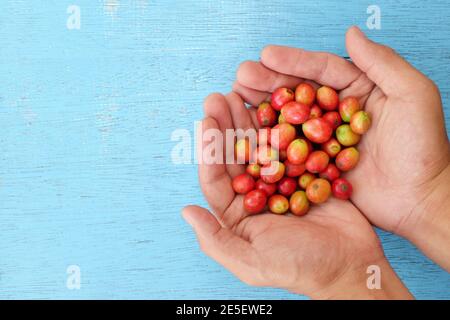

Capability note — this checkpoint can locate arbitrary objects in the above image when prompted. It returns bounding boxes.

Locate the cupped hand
[183,92,404,298]
[233,26,450,239]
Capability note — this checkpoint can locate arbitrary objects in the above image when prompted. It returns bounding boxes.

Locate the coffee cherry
[232,173,255,194]
[271,87,294,111]
[287,138,310,165]
[317,86,339,111]
[321,138,342,158]
[257,102,277,127]
[322,111,342,130]
[336,124,361,147]
[268,194,290,214]
[281,101,310,125]
[298,172,315,189]
[261,161,285,184]
[305,151,329,173]
[244,190,267,214]
[289,191,310,216]
[302,118,333,144]
[332,178,353,200]
[284,159,306,177]
[277,177,297,197]
[255,179,277,197]
[336,147,360,171]
[350,111,371,134]
[246,163,261,178]
[306,178,331,204]
[271,123,297,150]
[319,163,341,181]
[339,96,361,122]
[295,83,316,106]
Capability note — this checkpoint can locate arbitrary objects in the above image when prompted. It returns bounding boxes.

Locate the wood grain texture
[0,0,449,299]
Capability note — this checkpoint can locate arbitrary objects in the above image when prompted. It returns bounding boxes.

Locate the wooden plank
[0,0,449,299]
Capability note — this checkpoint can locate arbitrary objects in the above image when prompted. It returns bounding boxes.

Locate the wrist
[403,163,450,271]
[308,257,413,300]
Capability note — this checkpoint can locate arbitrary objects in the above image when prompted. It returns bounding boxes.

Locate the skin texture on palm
[185,91,406,298]
[233,26,450,238]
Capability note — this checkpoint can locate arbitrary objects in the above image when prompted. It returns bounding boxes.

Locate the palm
[194,92,380,294]
[241,200,381,293]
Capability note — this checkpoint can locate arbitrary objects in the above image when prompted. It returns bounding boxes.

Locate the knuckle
[379,44,397,57]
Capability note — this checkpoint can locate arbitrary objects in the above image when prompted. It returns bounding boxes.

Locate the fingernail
[182,207,195,227]
[351,25,366,38]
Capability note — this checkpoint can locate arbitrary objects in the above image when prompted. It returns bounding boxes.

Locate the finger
[183,205,263,286]
[198,117,235,217]
[203,93,234,135]
[261,45,362,89]
[237,61,303,93]
[203,93,242,178]
[346,26,432,99]
[225,92,254,130]
[232,82,270,107]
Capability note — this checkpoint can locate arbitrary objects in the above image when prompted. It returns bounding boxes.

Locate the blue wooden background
[0,0,449,299]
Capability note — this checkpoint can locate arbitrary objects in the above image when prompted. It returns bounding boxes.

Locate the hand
[233,26,450,270]
[183,93,412,299]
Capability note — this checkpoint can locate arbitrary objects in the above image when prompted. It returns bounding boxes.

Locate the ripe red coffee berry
[246,163,261,178]
[339,97,361,122]
[306,178,331,204]
[309,104,323,119]
[268,194,289,214]
[261,161,285,184]
[350,111,371,134]
[284,159,306,177]
[289,191,310,216]
[332,178,353,200]
[316,86,339,111]
[271,123,296,150]
[277,177,297,197]
[298,172,315,189]
[244,189,267,214]
[271,87,294,111]
[319,163,341,181]
[302,118,333,144]
[322,111,342,130]
[281,101,310,125]
[232,173,255,194]
[305,150,329,173]
[257,102,277,127]
[255,179,277,197]
[336,147,360,171]
[287,138,309,165]
[321,138,341,158]
[295,83,316,106]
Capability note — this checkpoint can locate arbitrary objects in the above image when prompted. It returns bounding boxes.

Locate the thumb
[346,26,433,99]
[182,205,262,286]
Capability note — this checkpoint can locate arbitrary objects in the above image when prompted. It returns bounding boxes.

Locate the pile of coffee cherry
[232,84,371,215]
